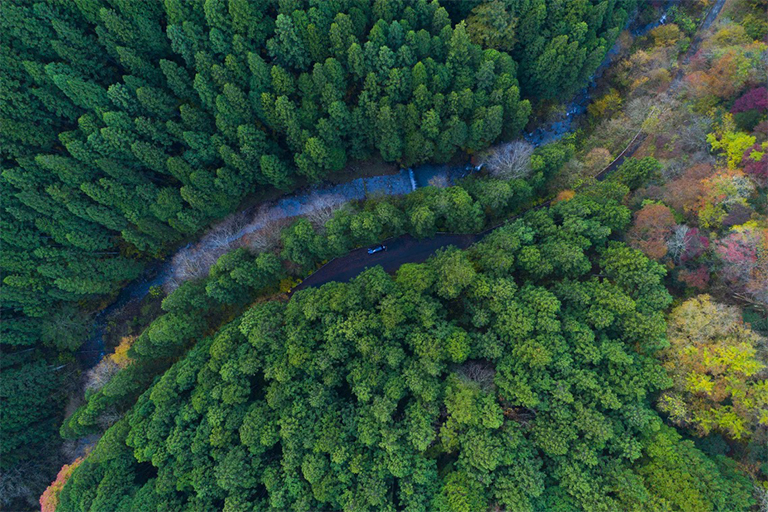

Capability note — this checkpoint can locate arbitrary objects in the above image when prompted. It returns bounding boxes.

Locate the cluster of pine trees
[0,0,633,505]
[55,190,755,511]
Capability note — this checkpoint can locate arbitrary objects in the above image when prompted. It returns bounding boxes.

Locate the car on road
[367,244,387,255]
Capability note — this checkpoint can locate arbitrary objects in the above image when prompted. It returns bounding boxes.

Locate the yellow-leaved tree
[658,295,768,440]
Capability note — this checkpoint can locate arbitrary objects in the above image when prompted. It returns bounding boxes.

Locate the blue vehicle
[367,244,387,255]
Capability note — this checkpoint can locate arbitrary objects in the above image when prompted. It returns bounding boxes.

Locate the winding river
[76,4,691,368]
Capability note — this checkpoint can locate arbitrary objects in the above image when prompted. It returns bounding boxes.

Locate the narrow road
[290,0,727,294]
[291,233,479,293]
[597,0,727,180]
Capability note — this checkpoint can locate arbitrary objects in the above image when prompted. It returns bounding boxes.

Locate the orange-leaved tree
[40,458,83,512]
[626,203,677,260]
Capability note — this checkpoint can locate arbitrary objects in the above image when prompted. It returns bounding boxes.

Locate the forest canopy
[0,0,634,484]
[11,0,767,510]
[55,195,754,511]
[1,0,631,319]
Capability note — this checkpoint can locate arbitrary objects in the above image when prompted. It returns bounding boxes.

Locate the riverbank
[62,0,740,480]
[75,2,687,369]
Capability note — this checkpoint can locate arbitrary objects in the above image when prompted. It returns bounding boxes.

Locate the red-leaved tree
[677,265,711,290]
[731,86,768,113]
[742,143,768,186]
[40,458,83,512]
[716,227,768,312]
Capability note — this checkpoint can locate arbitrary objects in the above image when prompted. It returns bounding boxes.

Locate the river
[76,5,681,368]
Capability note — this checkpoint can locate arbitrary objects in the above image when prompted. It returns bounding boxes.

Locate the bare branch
[480,140,535,180]
[303,193,347,229]
[667,224,691,264]
[84,358,120,394]
[456,360,496,390]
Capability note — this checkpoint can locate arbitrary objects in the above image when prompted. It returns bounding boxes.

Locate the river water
[76,7,676,368]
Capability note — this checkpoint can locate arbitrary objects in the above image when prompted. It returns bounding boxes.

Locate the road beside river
[289,0,729,297]
[78,1,709,367]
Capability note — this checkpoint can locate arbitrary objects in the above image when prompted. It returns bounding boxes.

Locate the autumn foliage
[84,336,136,394]
[684,24,767,109]
[110,336,136,369]
[649,23,683,47]
[582,147,613,173]
[661,163,715,220]
[626,203,677,259]
[676,265,710,290]
[731,86,768,113]
[716,225,768,311]
[40,458,83,512]
[742,142,768,186]
[554,189,576,203]
[697,169,756,228]
[658,295,768,440]
[706,115,757,169]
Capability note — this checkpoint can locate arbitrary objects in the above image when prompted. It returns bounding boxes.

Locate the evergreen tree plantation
[1,0,766,510]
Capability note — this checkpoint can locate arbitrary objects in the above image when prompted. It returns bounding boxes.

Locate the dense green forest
[2,0,767,510]
[56,145,573,444]
[0,1,631,495]
[53,193,755,511]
